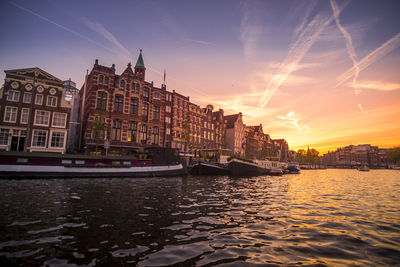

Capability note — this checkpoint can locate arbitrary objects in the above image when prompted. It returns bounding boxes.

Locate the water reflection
[0,170,399,266]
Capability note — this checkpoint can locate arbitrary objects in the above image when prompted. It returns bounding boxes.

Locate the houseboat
[0,148,186,178]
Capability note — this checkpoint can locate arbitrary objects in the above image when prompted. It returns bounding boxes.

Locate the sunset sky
[1,0,399,153]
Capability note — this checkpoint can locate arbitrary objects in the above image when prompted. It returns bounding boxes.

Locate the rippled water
[1,169,399,266]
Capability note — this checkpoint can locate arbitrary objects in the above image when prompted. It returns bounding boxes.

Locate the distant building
[0,68,70,153]
[224,112,245,157]
[273,139,289,162]
[320,144,389,168]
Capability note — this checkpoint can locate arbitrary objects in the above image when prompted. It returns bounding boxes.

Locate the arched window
[139,124,148,144]
[128,121,137,142]
[99,75,103,85]
[152,126,159,145]
[96,91,107,110]
[111,119,122,141]
[114,95,124,112]
[120,80,125,90]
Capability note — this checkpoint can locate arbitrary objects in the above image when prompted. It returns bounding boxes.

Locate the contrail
[336,32,400,87]
[330,0,360,94]
[258,10,343,109]
[10,1,114,54]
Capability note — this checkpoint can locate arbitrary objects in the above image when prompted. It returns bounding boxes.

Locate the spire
[135,49,145,68]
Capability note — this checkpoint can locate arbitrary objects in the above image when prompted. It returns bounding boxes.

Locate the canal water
[0,169,399,266]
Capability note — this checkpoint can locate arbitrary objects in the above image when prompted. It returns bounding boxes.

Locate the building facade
[224,112,245,156]
[0,68,70,153]
[80,52,167,155]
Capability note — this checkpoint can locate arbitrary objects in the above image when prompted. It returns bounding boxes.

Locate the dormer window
[153,92,160,100]
[120,80,125,90]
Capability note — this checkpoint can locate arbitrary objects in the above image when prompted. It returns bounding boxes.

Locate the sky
[1,0,399,153]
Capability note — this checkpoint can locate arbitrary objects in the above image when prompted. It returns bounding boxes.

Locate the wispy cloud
[353,80,400,91]
[82,18,131,60]
[277,111,309,130]
[181,38,216,46]
[330,0,360,94]
[10,1,113,54]
[358,103,366,113]
[336,32,400,87]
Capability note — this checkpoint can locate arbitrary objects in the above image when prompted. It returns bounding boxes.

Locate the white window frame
[166,105,171,113]
[52,112,67,128]
[46,96,57,107]
[31,129,48,148]
[34,110,51,126]
[35,94,43,105]
[0,128,10,146]
[23,93,32,103]
[4,106,18,123]
[49,129,67,149]
[7,90,20,102]
[20,108,30,124]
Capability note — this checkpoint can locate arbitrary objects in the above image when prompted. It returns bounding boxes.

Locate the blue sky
[1,0,400,152]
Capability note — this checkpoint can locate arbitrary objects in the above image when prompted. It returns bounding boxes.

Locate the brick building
[79,51,167,154]
[224,112,245,157]
[0,68,70,153]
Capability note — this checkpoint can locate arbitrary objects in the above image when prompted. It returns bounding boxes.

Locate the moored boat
[0,148,186,178]
[285,163,301,174]
[358,165,370,172]
[190,161,229,175]
[269,168,283,176]
[228,159,271,176]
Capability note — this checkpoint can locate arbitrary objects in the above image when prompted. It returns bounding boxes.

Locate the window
[111,120,122,141]
[131,83,136,93]
[166,105,171,113]
[99,75,104,85]
[32,130,47,147]
[120,80,125,90]
[96,91,107,110]
[143,87,149,98]
[142,103,149,120]
[47,96,57,107]
[153,92,160,100]
[20,108,29,124]
[52,112,67,127]
[0,129,10,145]
[7,90,20,102]
[153,105,160,121]
[135,83,140,93]
[104,77,109,87]
[128,121,137,142]
[165,116,171,124]
[34,110,50,126]
[139,124,147,144]
[114,95,124,112]
[166,128,171,135]
[130,98,138,115]
[152,126,159,145]
[23,93,32,103]
[35,94,43,105]
[50,131,65,148]
[166,93,172,102]
[4,106,18,122]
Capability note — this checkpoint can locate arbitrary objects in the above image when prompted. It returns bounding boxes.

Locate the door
[10,136,18,151]
[18,137,25,152]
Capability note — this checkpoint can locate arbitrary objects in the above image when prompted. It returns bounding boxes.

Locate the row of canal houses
[0,51,290,161]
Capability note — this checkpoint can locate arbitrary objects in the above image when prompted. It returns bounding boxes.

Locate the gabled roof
[224,114,239,128]
[135,50,145,68]
[121,63,134,77]
[5,67,62,83]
